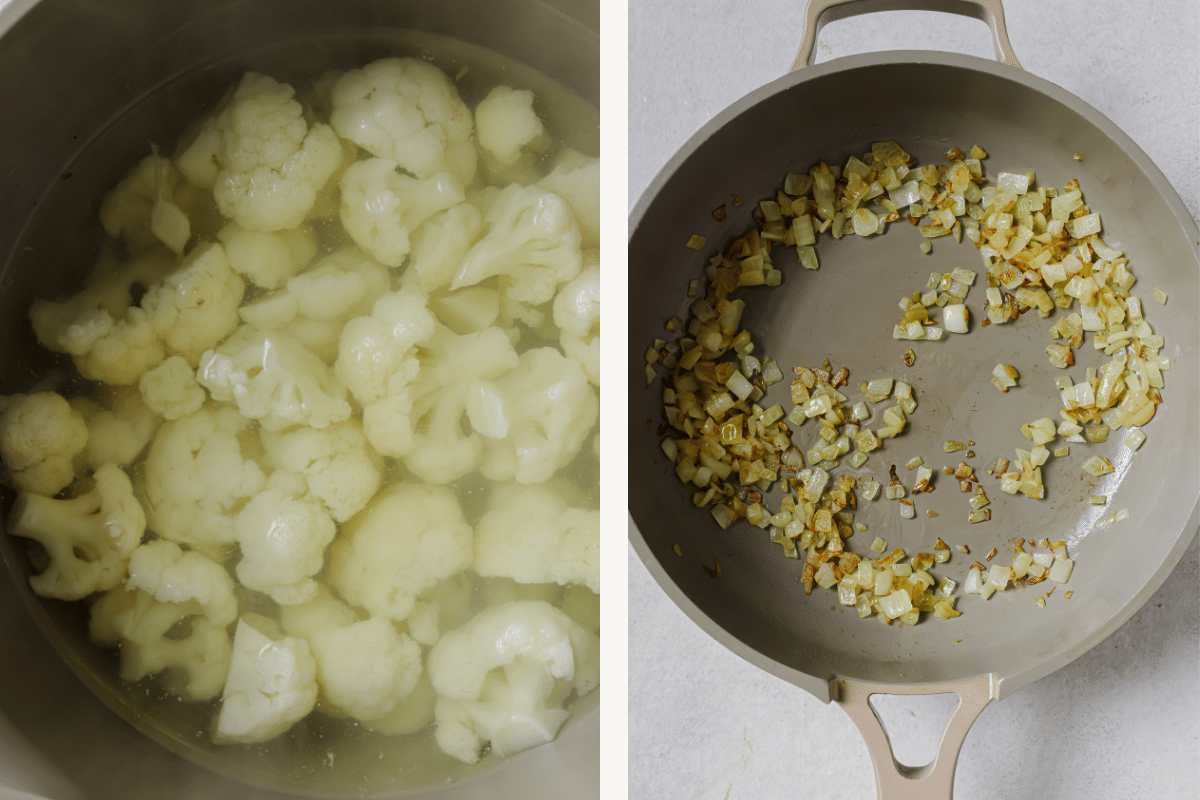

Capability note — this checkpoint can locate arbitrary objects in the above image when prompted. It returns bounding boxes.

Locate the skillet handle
[830,674,996,800]
[791,0,1022,72]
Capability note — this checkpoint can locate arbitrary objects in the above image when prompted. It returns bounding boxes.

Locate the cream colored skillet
[627,1,1199,797]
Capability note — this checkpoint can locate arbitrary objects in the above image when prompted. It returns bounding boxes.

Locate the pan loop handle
[831,674,996,800]
[790,0,1023,72]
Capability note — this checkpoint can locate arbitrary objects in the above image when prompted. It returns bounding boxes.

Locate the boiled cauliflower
[427,600,599,764]
[139,406,266,559]
[402,202,482,292]
[403,324,520,484]
[0,391,89,495]
[70,387,160,469]
[213,616,318,744]
[140,241,246,366]
[329,57,476,184]
[474,85,545,166]
[138,355,206,420]
[176,72,342,231]
[538,149,600,245]
[339,159,465,268]
[451,184,582,323]
[99,153,191,256]
[233,470,337,605]
[259,419,383,522]
[216,223,318,290]
[7,463,144,600]
[89,585,232,702]
[197,327,351,432]
[469,347,598,484]
[473,483,599,594]
[124,538,238,627]
[552,255,599,385]
[334,286,436,457]
[238,247,391,362]
[329,482,473,623]
[28,249,175,385]
[307,617,422,724]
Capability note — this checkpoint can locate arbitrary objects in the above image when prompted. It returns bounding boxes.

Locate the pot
[628,0,1198,797]
[0,0,599,797]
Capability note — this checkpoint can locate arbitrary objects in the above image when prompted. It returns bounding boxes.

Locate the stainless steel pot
[628,1,1198,797]
[0,1,598,797]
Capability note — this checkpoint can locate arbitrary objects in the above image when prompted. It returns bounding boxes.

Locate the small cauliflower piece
[538,149,600,245]
[307,617,422,723]
[233,470,337,605]
[214,617,319,744]
[29,249,175,385]
[329,57,476,185]
[451,184,583,322]
[141,242,246,366]
[471,347,598,485]
[0,392,89,495]
[217,223,318,290]
[197,327,351,432]
[177,72,342,231]
[140,406,266,559]
[474,86,545,166]
[427,600,599,764]
[99,154,190,256]
[329,482,473,622]
[138,355,207,420]
[70,387,160,469]
[260,420,383,522]
[402,324,520,484]
[7,463,144,600]
[474,483,598,593]
[552,256,599,385]
[124,539,237,627]
[339,158,465,268]
[89,585,232,702]
[402,202,483,292]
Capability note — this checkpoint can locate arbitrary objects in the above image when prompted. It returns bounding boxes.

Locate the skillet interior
[628,52,1199,696]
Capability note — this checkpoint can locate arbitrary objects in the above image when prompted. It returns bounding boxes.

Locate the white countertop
[628,1,1199,797]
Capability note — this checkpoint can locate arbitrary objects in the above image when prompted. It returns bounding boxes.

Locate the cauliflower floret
[364,672,437,736]
[279,585,359,640]
[552,255,599,385]
[89,585,232,701]
[197,327,351,432]
[260,420,383,522]
[339,159,465,268]
[138,355,207,420]
[216,223,318,290]
[177,72,342,231]
[233,470,337,605]
[99,154,191,256]
[238,247,392,363]
[427,287,501,335]
[402,324,520,484]
[474,86,545,166]
[0,392,89,495]
[125,538,237,626]
[427,599,599,764]
[402,202,483,292]
[140,406,266,559]
[70,387,160,469]
[537,149,600,245]
[214,617,318,744]
[141,242,246,366]
[468,347,598,485]
[451,184,582,323]
[474,483,598,594]
[307,617,422,723]
[7,463,144,600]
[328,482,473,622]
[329,57,476,185]
[29,249,175,385]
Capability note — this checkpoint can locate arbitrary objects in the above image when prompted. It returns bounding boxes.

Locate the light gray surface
[629,1,1199,798]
